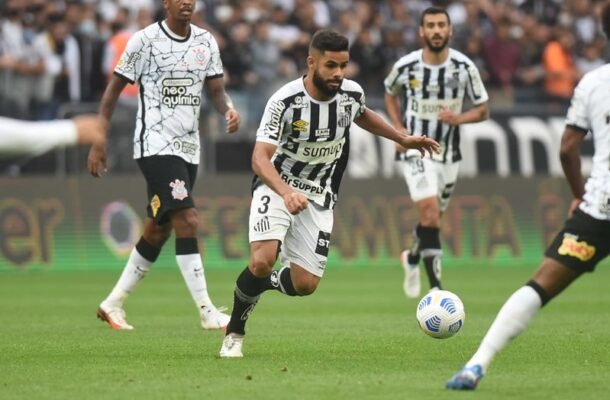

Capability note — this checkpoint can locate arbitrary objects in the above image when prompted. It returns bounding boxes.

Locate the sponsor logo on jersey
[339,94,355,106]
[117,52,141,72]
[265,100,286,138]
[150,194,161,217]
[315,128,330,138]
[409,79,420,89]
[169,179,188,200]
[302,142,343,158]
[161,78,201,108]
[292,120,309,132]
[171,139,198,155]
[291,96,309,109]
[315,231,331,257]
[280,173,324,194]
[558,234,595,261]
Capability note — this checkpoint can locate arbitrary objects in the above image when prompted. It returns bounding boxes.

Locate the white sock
[466,285,542,372]
[177,254,213,309]
[103,248,152,308]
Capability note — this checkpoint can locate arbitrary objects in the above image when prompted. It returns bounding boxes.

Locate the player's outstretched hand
[73,115,106,146]
[283,192,309,215]
[225,108,240,134]
[403,135,441,158]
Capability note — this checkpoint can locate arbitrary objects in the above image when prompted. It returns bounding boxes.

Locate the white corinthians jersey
[384,48,488,163]
[255,77,366,209]
[565,63,610,220]
[115,21,223,164]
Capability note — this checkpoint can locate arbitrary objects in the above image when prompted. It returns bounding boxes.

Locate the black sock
[423,256,442,290]
[407,252,420,265]
[226,267,268,336]
[262,266,299,296]
[417,226,442,290]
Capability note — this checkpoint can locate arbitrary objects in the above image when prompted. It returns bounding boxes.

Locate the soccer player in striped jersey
[88,0,240,331]
[447,1,610,390]
[384,6,490,299]
[219,29,440,358]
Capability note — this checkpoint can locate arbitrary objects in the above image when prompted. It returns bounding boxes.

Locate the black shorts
[137,155,198,224]
[545,209,610,272]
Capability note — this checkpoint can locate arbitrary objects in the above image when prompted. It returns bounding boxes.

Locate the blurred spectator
[482,16,521,101]
[65,0,107,102]
[519,0,561,25]
[576,36,605,75]
[542,26,581,109]
[32,12,81,120]
[102,6,153,107]
[348,28,385,95]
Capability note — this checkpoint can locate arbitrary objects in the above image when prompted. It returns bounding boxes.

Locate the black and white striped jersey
[565,63,610,220]
[254,77,366,209]
[384,48,488,163]
[114,21,223,164]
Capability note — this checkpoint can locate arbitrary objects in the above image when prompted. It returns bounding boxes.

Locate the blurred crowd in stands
[0,0,607,120]
[0,0,607,126]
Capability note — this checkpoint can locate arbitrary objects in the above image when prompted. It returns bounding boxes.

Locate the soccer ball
[416,290,465,339]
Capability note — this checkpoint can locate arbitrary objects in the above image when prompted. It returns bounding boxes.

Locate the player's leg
[413,196,442,291]
[263,201,330,296]
[446,258,580,390]
[97,159,173,330]
[221,185,290,357]
[447,210,609,390]
[398,157,433,298]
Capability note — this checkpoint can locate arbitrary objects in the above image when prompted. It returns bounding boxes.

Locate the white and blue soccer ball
[416,290,465,339]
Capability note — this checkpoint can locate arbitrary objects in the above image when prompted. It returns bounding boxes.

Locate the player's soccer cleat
[200,305,230,330]
[97,304,134,330]
[401,250,421,298]
[219,334,244,358]
[446,365,484,390]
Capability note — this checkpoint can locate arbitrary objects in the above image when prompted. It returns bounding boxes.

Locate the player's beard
[312,69,341,98]
[425,35,449,53]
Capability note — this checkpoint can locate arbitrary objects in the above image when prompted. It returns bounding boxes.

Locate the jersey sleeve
[383,62,403,96]
[114,31,148,84]
[206,34,224,79]
[256,94,288,145]
[565,75,591,132]
[465,59,489,105]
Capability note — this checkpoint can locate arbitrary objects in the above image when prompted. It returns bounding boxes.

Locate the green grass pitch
[1,264,609,400]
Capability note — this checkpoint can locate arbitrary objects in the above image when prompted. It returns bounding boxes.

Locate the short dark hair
[602,2,610,39]
[420,6,451,26]
[309,29,349,54]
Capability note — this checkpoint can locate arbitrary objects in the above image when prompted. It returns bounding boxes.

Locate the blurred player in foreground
[447,1,610,390]
[0,115,105,154]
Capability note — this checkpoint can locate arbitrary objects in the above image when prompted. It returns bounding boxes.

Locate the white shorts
[249,185,333,277]
[399,156,460,212]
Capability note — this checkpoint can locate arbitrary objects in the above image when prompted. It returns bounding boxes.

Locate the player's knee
[293,280,318,296]
[171,208,199,235]
[249,252,275,276]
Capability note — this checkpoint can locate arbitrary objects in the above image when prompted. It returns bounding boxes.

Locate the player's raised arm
[354,106,440,158]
